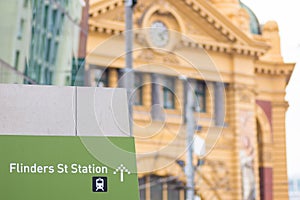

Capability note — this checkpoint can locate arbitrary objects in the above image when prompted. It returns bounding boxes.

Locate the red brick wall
[78,0,89,58]
[256,100,273,138]
[259,167,273,200]
[256,100,273,200]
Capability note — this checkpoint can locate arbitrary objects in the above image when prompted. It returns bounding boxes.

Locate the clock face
[149,21,169,47]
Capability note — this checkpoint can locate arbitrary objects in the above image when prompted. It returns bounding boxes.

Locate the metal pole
[125,1,134,136]
[185,80,195,200]
[214,82,225,126]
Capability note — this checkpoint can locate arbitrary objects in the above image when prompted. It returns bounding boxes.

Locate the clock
[149,21,169,47]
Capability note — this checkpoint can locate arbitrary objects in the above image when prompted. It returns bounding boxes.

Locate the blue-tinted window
[57,13,65,35]
[167,181,180,200]
[134,73,143,105]
[45,38,51,62]
[163,77,175,109]
[14,51,20,70]
[93,68,109,87]
[195,81,206,112]
[17,19,25,39]
[150,176,163,200]
[44,5,49,29]
[51,9,58,32]
[139,177,146,200]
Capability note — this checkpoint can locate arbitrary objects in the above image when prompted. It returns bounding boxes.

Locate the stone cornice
[271,101,289,109]
[88,19,266,57]
[89,19,124,35]
[89,0,123,18]
[181,38,265,56]
[181,0,269,50]
[254,60,295,76]
[89,0,270,57]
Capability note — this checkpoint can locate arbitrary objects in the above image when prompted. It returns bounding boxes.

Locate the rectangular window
[17,19,25,39]
[39,33,45,59]
[30,61,38,81]
[163,76,175,109]
[49,71,53,85]
[167,181,180,200]
[31,26,35,43]
[52,42,59,64]
[44,68,53,85]
[150,176,163,200]
[71,58,85,86]
[51,9,57,33]
[36,65,41,83]
[139,177,146,200]
[297,179,300,191]
[14,51,20,70]
[43,5,49,29]
[42,67,51,85]
[195,81,206,112]
[57,13,65,35]
[36,33,42,58]
[45,38,51,62]
[134,73,143,105]
[93,68,109,87]
[32,12,36,22]
[44,68,49,84]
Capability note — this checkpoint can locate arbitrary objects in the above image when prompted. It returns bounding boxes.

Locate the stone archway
[256,105,273,200]
[256,105,272,145]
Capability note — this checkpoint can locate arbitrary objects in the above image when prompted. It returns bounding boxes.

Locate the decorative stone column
[151,74,164,121]
[227,83,259,200]
[272,101,289,200]
[143,73,152,108]
[109,68,118,88]
[214,82,225,126]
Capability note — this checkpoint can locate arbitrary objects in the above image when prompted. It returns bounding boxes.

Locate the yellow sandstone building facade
[86,0,294,199]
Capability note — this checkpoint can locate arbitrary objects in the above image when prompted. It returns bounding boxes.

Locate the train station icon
[92,177,107,192]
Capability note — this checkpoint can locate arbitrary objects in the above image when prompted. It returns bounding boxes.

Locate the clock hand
[159,32,164,40]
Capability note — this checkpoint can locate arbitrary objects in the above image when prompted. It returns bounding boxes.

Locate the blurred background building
[289,176,300,200]
[0,0,295,200]
[0,0,86,85]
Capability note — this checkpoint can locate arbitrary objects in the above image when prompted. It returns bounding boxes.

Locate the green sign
[0,135,140,200]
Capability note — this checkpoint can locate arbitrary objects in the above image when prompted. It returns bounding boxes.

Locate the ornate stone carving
[135,31,148,46]
[199,159,231,190]
[137,48,179,65]
[230,84,255,104]
[137,49,155,61]
[239,91,252,104]
[163,54,179,64]
[187,24,200,35]
[112,10,125,22]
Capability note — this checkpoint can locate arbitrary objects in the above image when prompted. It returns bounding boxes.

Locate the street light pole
[124,0,136,136]
[182,78,195,200]
[186,80,195,200]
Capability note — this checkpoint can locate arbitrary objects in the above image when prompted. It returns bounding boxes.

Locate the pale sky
[243,0,300,177]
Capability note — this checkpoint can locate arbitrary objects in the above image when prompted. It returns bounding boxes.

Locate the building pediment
[89,0,269,56]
